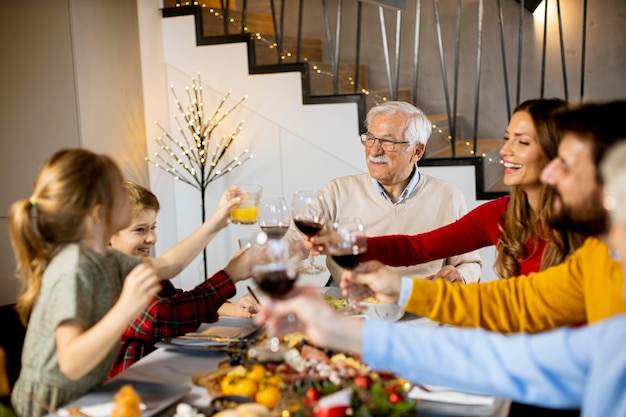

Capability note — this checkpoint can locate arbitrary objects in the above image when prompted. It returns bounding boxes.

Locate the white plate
[156,317,259,350]
[323,287,405,321]
[57,379,189,417]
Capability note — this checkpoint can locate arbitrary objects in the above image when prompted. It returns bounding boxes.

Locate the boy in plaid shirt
[108,182,258,377]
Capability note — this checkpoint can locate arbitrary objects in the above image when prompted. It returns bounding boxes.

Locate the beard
[548,186,609,236]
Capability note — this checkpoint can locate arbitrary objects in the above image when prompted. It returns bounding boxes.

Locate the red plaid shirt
[107,270,236,378]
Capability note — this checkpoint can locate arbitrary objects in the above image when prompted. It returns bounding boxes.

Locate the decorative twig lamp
[146,73,253,279]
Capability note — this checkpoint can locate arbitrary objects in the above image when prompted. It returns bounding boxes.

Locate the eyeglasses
[360,134,410,151]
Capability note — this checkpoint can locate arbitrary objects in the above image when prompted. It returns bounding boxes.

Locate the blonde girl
[8,149,240,417]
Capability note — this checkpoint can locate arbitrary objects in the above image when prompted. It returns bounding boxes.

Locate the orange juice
[230,206,260,224]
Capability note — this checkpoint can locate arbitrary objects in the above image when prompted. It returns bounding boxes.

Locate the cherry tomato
[305,388,321,401]
[354,375,373,389]
[388,392,402,404]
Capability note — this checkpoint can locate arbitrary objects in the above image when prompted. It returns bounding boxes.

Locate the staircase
[162,1,508,200]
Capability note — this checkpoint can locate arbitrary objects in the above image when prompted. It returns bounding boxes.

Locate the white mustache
[368,155,391,165]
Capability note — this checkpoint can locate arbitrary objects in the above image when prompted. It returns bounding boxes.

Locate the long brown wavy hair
[9,149,124,325]
[495,99,585,278]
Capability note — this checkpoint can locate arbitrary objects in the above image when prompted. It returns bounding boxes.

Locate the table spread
[94,314,511,417]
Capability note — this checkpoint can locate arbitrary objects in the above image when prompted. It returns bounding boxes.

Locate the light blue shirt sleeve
[397,276,413,307]
[361,315,626,416]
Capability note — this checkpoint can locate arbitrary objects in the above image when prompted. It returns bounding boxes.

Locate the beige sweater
[318,172,482,283]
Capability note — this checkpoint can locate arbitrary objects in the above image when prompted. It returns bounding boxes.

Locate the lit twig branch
[208,150,253,183]
[146,73,254,197]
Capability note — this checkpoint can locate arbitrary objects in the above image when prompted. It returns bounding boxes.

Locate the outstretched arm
[362,198,505,267]
[147,186,241,279]
[363,316,626,410]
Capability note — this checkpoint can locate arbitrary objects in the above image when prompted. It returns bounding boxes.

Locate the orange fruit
[255,384,281,409]
[220,374,240,395]
[246,363,267,382]
[232,378,258,397]
[265,375,283,386]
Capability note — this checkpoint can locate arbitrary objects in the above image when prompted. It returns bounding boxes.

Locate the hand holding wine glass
[328,217,367,314]
[292,190,327,274]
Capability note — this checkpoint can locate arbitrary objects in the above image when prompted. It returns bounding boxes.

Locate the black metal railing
[169,0,589,159]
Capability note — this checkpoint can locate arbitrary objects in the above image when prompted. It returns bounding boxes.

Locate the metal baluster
[297,0,304,62]
[221,0,229,35]
[322,0,337,93]
[472,0,484,152]
[451,0,462,154]
[378,6,394,99]
[411,0,422,106]
[269,0,282,63]
[516,0,524,106]
[497,0,512,119]
[354,1,363,94]
[580,0,588,99]
[393,9,402,101]
[433,0,453,156]
[540,0,548,98]
[334,0,343,95]
[280,0,286,61]
[556,0,569,100]
[241,0,248,34]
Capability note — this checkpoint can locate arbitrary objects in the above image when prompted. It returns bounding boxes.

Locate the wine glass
[328,217,367,314]
[251,237,300,299]
[249,235,300,358]
[291,190,327,274]
[259,197,291,239]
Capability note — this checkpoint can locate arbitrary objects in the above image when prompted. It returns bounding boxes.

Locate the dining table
[51,310,511,417]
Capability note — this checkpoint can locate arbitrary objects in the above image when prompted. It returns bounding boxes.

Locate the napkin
[58,401,147,417]
[313,388,353,417]
[408,385,495,406]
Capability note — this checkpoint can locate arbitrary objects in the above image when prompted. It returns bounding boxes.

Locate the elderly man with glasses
[316,101,482,285]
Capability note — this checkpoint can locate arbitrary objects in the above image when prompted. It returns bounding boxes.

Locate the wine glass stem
[308,253,316,265]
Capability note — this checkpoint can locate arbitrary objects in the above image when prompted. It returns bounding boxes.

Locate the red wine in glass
[260,225,290,239]
[293,219,323,237]
[329,235,367,269]
[330,251,366,269]
[254,268,298,298]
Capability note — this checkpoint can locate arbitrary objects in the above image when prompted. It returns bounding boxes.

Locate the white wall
[0,0,149,306]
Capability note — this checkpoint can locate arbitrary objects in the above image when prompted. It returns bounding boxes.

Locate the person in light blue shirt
[256,138,626,417]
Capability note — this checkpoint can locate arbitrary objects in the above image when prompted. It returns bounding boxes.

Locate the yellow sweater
[405,237,626,333]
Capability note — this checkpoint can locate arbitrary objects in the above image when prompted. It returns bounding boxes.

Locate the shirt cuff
[398,276,413,308]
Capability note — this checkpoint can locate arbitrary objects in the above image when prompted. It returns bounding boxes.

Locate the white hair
[601,141,626,224]
[365,101,432,148]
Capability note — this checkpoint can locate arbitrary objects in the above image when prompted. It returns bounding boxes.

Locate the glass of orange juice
[230,184,263,225]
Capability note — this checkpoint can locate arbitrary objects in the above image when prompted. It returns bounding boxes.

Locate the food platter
[192,332,416,417]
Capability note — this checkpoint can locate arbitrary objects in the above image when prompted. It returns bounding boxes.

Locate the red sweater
[364,196,545,277]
